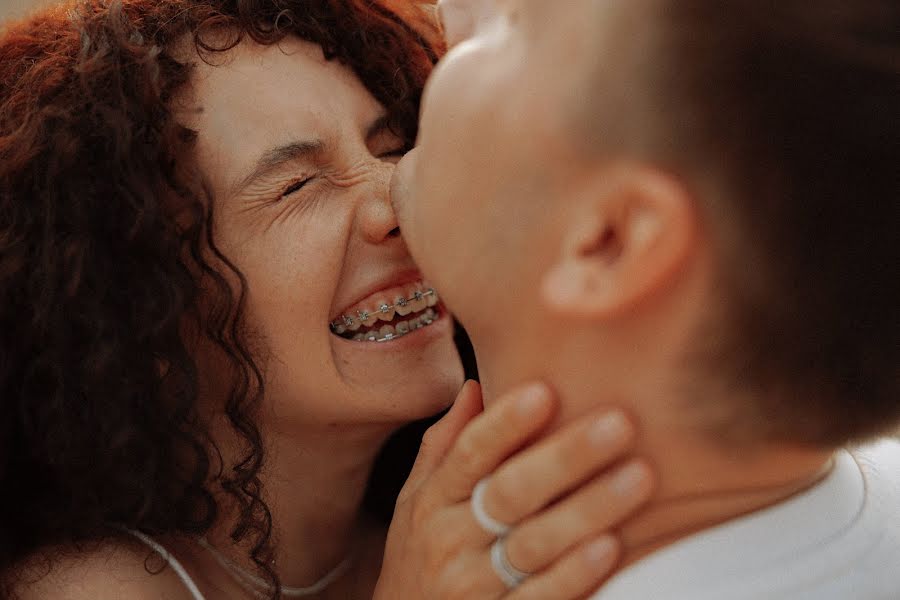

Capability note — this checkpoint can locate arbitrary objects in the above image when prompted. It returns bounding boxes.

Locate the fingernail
[612,461,648,496]
[588,411,629,445]
[584,535,618,566]
[517,384,548,415]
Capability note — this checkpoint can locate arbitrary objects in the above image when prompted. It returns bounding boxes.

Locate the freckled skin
[181,37,462,429]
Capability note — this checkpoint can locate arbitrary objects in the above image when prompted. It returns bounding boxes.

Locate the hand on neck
[472,328,835,572]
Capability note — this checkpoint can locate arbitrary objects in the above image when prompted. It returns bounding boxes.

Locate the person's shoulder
[9,537,197,600]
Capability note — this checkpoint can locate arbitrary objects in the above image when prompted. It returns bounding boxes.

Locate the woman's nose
[358,162,401,245]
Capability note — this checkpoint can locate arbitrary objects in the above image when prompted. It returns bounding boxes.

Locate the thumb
[404,380,484,490]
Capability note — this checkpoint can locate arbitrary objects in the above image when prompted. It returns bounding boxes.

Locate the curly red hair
[0,0,439,595]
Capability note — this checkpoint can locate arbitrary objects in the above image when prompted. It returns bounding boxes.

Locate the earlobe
[539,166,696,319]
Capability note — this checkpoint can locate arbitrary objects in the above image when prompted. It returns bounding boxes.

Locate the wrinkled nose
[359,162,401,245]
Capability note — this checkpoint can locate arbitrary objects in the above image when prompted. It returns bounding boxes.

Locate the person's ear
[540,165,697,318]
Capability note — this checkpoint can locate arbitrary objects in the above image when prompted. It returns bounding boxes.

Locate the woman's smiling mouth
[330,283,442,343]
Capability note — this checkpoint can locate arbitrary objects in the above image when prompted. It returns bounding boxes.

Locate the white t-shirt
[591,439,900,600]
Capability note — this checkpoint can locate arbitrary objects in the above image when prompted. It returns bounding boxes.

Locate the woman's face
[182,37,462,429]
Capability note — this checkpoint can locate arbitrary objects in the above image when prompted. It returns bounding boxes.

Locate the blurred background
[1,0,57,21]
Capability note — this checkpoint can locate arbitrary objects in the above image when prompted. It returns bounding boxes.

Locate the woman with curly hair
[0,1,654,598]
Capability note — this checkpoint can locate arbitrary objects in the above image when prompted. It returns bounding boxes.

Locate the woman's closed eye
[275,145,404,201]
[281,176,313,198]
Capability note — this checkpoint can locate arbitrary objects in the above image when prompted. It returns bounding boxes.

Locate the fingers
[482,410,636,529]
[432,531,622,600]
[432,382,558,502]
[503,459,654,575]
[505,536,621,600]
[404,380,485,491]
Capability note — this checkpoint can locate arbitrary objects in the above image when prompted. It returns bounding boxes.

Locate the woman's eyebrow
[232,139,327,196]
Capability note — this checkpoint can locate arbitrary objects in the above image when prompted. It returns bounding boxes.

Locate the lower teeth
[349,309,437,342]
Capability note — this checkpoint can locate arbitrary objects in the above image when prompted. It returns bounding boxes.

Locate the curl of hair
[0,0,439,596]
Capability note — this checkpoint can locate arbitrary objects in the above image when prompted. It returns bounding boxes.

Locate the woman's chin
[375,356,463,422]
[342,329,464,425]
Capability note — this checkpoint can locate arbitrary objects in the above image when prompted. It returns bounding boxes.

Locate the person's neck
[614,427,834,568]
[474,342,835,571]
[206,419,396,595]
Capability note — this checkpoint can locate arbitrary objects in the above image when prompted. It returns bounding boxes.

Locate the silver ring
[471,478,510,537]
[490,537,530,589]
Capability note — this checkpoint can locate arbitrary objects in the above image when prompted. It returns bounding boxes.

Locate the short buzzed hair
[581,0,899,446]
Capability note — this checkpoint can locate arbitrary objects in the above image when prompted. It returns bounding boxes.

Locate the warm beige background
[0,0,57,21]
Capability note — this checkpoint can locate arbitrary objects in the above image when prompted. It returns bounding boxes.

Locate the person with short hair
[390,0,900,598]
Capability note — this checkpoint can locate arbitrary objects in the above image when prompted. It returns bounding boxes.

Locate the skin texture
[175,37,464,597]
[394,0,835,571]
[184,37,463,429]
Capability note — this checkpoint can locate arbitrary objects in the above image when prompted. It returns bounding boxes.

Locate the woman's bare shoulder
[9,538,196,600]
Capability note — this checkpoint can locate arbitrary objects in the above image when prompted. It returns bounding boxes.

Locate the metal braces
[330,288,437,332]
[356,311,438,343]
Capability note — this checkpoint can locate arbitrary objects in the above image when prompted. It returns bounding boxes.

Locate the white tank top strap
[125,529,207,600]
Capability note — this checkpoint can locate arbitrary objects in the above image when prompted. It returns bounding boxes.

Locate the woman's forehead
[185,36,377,124]
[177,36,386,196]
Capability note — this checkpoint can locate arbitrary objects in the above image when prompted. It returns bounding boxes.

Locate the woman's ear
[540,165,697,319]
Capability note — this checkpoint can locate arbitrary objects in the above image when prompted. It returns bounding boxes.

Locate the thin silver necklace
[198,537,354,598]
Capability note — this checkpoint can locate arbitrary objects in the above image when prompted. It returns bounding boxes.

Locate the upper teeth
[330,288,439,335]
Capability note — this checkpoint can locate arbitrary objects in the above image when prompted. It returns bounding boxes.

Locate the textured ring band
[470,478,511,537]
[490,537,530,589]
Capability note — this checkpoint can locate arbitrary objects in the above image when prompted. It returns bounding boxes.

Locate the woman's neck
[202,420,397,598]
[265,424,393,584]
